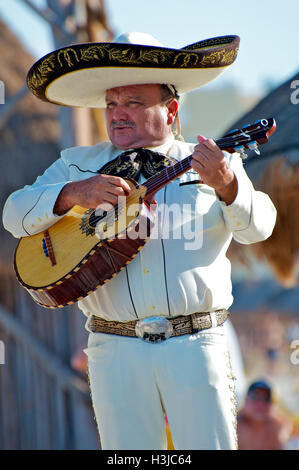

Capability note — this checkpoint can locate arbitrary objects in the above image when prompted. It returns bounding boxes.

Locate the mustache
[111,120,135,129]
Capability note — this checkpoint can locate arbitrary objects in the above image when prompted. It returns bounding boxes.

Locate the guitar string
[81,126,262,229]
[48,130,253,235]
[27,139,255,261]
[23,128,263,263]
[19,156,198,271]
[50,132,248,234]
[22,157,188,265]
[22,154,193,269]
[20,124,273,280]
[32,154,193,247]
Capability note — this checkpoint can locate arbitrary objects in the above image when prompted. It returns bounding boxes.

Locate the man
[2,32,276,450]
[237,380,294,450]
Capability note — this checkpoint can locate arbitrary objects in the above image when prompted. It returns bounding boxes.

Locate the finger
[191,156,206,170]
[100,192,118,204]
[202,139,223,157]
[192,149,209,165]
[197,135,207,144]
[106,185,127,197]
[193,152,225,173]
[108,176,131,194]
[95,201,114,213]
[205,138,217,147]
[197,141,224,164]
[194,141,215,155]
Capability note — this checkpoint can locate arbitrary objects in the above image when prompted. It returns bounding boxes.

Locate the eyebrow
[105,94,144,103]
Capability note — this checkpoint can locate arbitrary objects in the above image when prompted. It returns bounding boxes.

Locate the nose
[111,105,129,122]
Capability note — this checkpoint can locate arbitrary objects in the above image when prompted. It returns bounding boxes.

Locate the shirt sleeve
[2,156,71,238]
[218,152,277,244]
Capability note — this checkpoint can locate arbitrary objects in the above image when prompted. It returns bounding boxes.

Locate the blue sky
[1,0,299,95]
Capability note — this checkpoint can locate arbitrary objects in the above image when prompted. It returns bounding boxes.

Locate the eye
[128,100,142,107]
[106,101,116,109]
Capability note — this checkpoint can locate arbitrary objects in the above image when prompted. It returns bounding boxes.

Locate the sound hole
[79,208,112,236]
[89,210,107,227]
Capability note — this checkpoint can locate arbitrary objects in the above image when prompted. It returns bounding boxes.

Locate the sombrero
[26,32,240,108]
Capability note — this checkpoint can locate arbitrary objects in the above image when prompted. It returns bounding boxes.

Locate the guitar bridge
[42,230,56,266]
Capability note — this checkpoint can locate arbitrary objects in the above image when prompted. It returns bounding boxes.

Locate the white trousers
[84,324,238,450]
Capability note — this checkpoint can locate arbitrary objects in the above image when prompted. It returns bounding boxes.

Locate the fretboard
[143,135,234,197]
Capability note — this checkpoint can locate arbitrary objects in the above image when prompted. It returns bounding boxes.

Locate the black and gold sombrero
[26,32,240,108]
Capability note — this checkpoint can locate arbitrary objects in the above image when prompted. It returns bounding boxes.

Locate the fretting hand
[191,135,238,205]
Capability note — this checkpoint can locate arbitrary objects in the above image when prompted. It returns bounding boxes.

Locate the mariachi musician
[3,32,277,450]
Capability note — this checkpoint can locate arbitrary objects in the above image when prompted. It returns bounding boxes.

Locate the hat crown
[114,32,164,47]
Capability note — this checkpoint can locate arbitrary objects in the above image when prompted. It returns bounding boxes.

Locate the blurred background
[0,0,298,450]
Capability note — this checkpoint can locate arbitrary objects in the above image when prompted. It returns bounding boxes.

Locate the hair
[160,84,180,101]
[160,84,184,140]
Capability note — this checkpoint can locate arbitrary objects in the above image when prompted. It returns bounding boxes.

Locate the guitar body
[14,182,153,308]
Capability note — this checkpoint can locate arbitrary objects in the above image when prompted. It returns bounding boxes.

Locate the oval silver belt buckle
[135,317,173,343]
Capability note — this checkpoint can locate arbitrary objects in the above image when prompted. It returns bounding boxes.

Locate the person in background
[237,380,294,450]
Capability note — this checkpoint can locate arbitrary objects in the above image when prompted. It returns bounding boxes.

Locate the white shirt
[2,135,277,321]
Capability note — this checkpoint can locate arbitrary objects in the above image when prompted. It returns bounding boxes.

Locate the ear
[166,99,179,125]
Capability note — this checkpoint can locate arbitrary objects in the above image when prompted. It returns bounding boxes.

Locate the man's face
[245,389,272,420]
[105,84,176,149]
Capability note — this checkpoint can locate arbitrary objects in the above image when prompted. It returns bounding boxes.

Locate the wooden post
[86,0,113,143]
[46,0,114,146]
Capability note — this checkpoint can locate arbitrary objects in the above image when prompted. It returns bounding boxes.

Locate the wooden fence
[0,268,99,450]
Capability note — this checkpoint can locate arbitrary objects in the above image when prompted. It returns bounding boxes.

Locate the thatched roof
[226,72,299,164]
[226,72,299,287]
[0,19,61,265]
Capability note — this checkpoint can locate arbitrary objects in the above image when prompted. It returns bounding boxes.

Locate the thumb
[197,135,207,144]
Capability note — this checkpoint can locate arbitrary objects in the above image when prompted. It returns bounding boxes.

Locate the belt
[88,310,229,343]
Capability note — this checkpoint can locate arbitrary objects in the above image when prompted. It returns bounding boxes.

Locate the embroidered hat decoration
[26,31,240,108]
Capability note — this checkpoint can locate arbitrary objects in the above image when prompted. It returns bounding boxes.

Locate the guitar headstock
[218,118,276,158]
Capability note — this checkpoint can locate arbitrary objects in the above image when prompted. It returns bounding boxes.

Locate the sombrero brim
[27,35,239,108]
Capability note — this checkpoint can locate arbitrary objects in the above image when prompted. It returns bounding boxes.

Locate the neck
[114,132,174,152]
[144,132,174,150]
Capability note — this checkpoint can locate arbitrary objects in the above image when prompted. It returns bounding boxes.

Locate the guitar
[14,118,276,308]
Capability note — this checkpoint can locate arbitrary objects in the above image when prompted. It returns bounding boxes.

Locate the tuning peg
[235,145,248,159]
[248,141,260,155]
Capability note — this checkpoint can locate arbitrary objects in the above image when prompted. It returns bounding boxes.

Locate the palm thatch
[226,72,299,287]
[0,18,61,265]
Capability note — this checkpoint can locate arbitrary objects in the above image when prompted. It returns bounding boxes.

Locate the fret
[144,155,192,197]
[165,166,170,181]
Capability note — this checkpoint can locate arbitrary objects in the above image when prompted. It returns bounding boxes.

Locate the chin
[111,135,133,148]
[254,413,267,421]
[114,142,134,150]
[113,138,144,150]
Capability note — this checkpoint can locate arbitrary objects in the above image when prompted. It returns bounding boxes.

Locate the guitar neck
[143,115,277,197]
[143,135,232,197]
